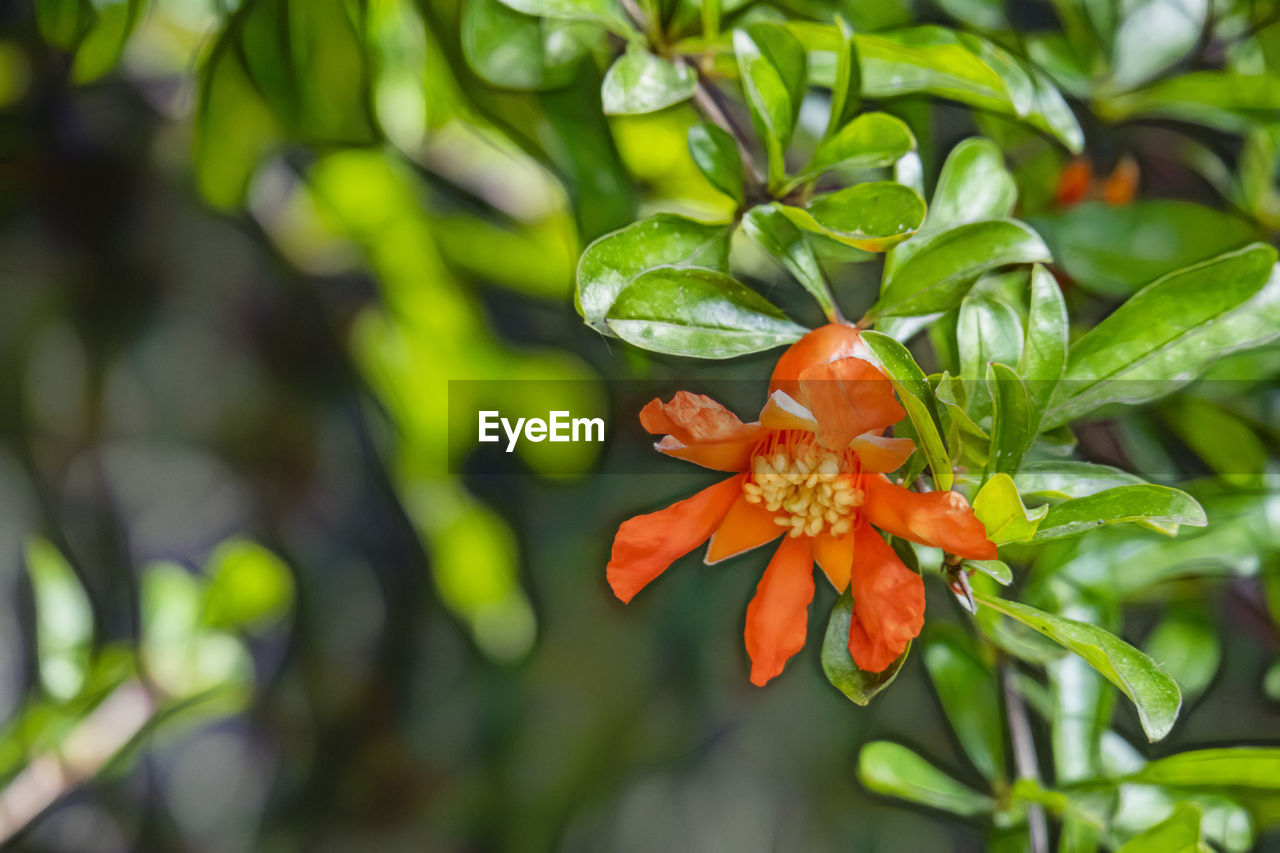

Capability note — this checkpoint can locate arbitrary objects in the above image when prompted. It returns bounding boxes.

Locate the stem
[1003,664,1049,853]
[686,62,766,194]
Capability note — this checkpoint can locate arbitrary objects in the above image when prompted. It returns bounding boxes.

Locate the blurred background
[0,0,1279,850]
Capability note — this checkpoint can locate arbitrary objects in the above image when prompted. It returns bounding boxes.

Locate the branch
[1003,664,1049,853]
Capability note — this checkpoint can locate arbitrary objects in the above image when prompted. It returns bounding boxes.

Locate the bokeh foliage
[1,0,1279,849]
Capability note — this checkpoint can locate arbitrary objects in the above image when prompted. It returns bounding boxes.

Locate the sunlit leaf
[25,537,92,702]
[1099,72,1280,134]
[1032,485,1206,541]
[464,0,600,90]
[823,15,861,138]
[735,23,806,191]
[986,363,1032,477]
[976,593,1182,741]
[1045,245,1280,427]
[1116,802,1202,853]
[601,45,696,114]
[203,539,295,633]
[862,330,953,490]
[606,266,807,358]
[1021,264,1067,418]
[577,213,730,332]
[779,182,926,252]
[797,112,915,186]
[742,204,837,320]
[973,473,1047,543]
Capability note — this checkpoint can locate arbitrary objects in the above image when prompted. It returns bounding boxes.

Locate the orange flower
[607,324,996,686]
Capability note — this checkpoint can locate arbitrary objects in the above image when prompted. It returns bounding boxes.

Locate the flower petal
[799,357,906,450]
[812,530,854,590]
[640,391,764,446]
[850,432,916,473]
[607,475,743,604]
[758,389,818,433]
[744,535,816,686]
[655,435,758,472]
[860,474,997,560]
[770,324,869,401]
[706,494,783,564]
[848,525,925,673]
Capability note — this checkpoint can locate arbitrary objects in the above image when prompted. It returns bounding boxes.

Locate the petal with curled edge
[848,525,925,673]
[639,391,764,445]
[758,389,818,433]
[860,474,997,560]
[799,357,906,450]
[654,435,758,472]
[850,432,916,473]
[812,529,854,590]
[744,534,816,686]
[706,494,783,564]
[607,475,742,604]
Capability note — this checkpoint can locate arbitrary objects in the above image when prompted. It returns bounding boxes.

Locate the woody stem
[1003,663,1048,853]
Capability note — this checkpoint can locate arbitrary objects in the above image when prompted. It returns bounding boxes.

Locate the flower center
[743,431,863,538]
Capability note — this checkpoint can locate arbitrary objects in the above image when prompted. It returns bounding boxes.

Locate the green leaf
[1116,802,1202,853]
[601,45,696,114]
[1145,608,1220,701]
[70,0,145,83]
[36,0,89,49]
[1029,201,1258,299]
[735,24,807,192]
[742,204,837,320]
[779,182,926,252]
[973,473,1047,543]
[924,137,1017,234]
[798,112,916,186]
[1021,264,1067,417]
[26,537,93,702]
[1045,244,1280,427]
[1032,485,1207,541]
[862,330,953,490]
[688,122,744,204]
[875,220,1050,317]
[1098,72,1280,134]
[1131,748,1280,789]
[576,214,730,332]
[858,741,995,816]
[824,16,861,138]
[976,593,1182,741]
[1015,460,1146,501]
[495,0,628,32]
[924,629,1006,782]
[463,0,601,90]
[799,25,1083,151]
[1165,398,1267,488]
[1048,604,1115,784]
[822,589,908,705]
[959,295,1023,383]
[203,539,295,633]
[967,559,1011,585]
[986,363,1033,477]
[606,266,807,358]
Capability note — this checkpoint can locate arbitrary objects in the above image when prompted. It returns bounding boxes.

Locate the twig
[1003,663,1049,853]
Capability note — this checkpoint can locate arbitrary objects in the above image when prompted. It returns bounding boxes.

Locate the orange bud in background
[1103,155,1140,205]
[1054,156,1092,207]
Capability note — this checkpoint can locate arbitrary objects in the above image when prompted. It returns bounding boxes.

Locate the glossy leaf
[958,295,1023,382]
[735,24,806,191]
[606,266,807,358]
[799,112,915,185]
[923,629,1006,782]
[967,559,1011,585]
[1044,244,1280,427]
[742,204,837,320]
[577,214,730,332]
[1131,748,1280,788]
[688,122,744,204]
[1031,485,1206,541]
[495,0,627,31]
[923,137,1017,234]
[824,16,861,138]
[26,537,93,702]
[874,220,1050,317]
[779,182,925,252]
[862,330,953,490]
[973,473,1047,544]
[1109,0,1208,91]
[1020,264,1067,417]
[464,0,601,91]
[601,45,696,115]
[986,363,1033,477]
[1048,604,1115,784]
[822,589,909,705]
[1099,72,1280,134]
[1015,460,1147,500]
[977,593,1182,741]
